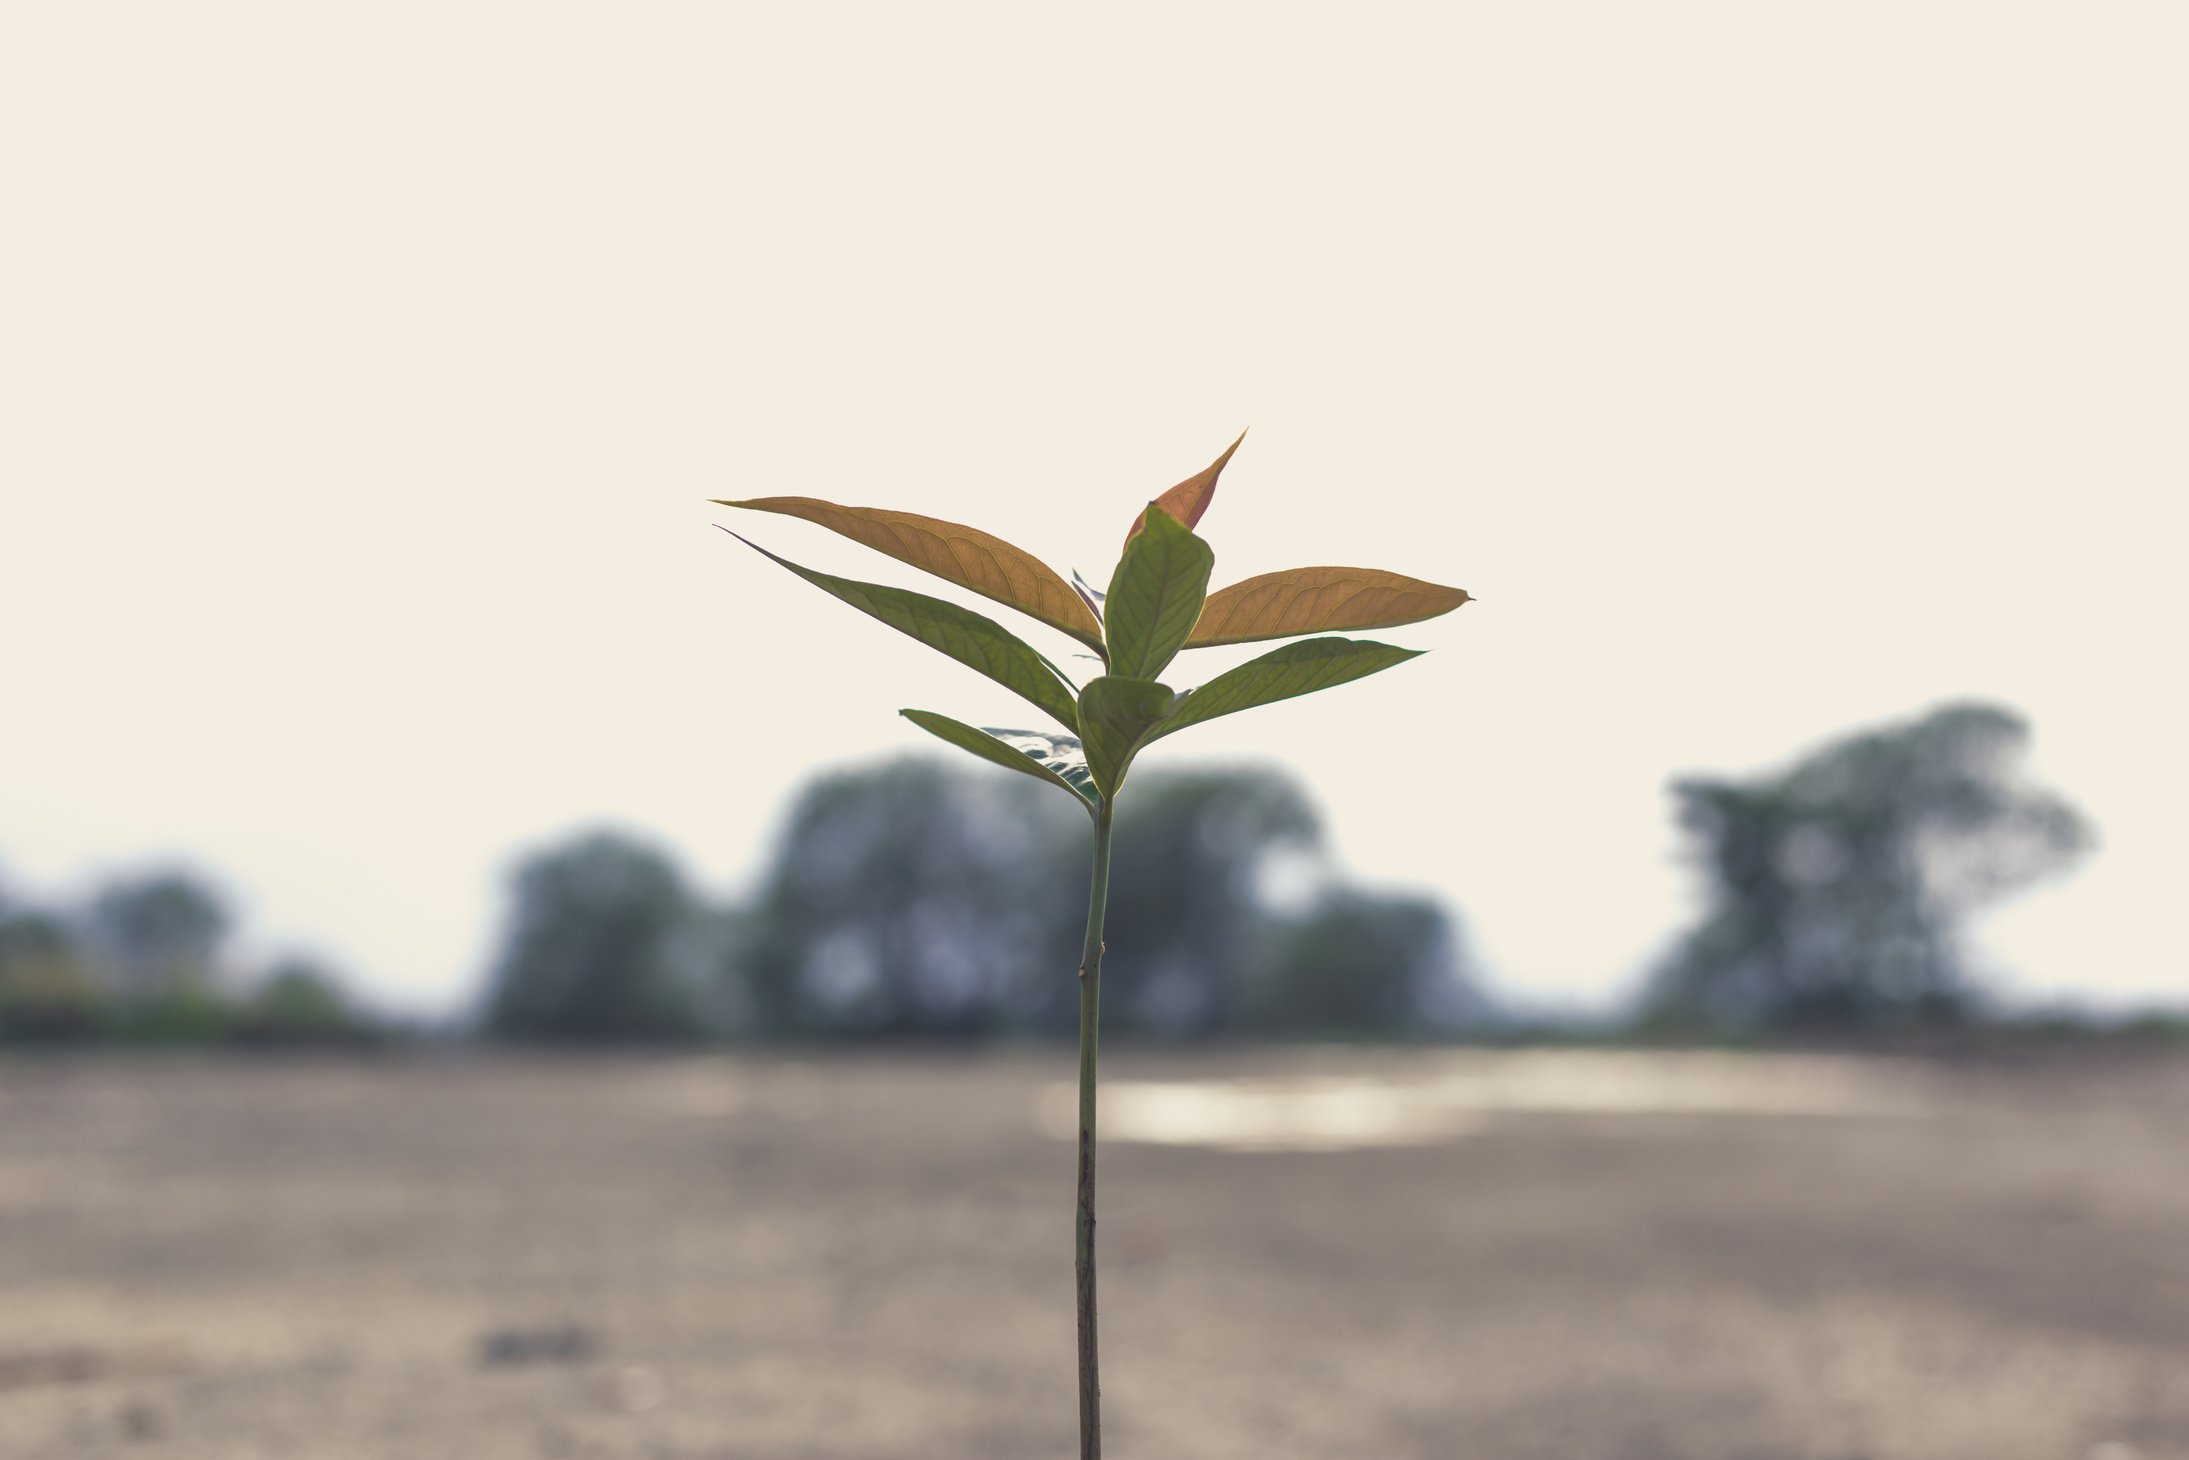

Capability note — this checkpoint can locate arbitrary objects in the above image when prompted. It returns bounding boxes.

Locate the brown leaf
[715,497,1104,651]
[1123,431,1246,550]
[1185,566,1469,649]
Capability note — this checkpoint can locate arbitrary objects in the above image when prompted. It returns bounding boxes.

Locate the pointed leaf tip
[1122,431,1246,550]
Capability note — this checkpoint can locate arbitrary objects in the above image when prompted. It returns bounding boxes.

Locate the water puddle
[1041,1051,1942,1152]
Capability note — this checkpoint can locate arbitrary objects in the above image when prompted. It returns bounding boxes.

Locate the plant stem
[1074,798,1115,1460]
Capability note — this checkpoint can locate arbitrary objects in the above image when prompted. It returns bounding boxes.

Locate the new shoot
[715,434,1468,1459]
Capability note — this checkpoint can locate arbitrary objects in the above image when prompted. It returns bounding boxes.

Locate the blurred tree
[1641,703,2091,1033]
[738,759,1082,1038]
[1102,769,1325,1036]
[481,831,711,1042]
[729,759,1484,1040]
[1247,891,1482,1037]
[84,869,232,1000]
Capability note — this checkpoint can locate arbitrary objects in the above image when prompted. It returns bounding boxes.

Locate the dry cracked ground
[3,1048,2187,1460]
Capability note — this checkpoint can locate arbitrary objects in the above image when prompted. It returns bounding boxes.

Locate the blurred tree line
[480,764,1491,1044]
[4,700,2105,1051]
[477,701,2099,1044]
[0,868,378,1047]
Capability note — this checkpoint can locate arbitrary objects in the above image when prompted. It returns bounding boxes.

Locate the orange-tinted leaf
[1122,431,1245,551]
[1185,566,1469,649]
[715,497,1104,653]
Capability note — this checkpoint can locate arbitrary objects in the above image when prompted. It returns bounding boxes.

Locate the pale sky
[4,5,2183,1018]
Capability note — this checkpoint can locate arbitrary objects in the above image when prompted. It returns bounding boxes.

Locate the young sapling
[716,434,1468,1458]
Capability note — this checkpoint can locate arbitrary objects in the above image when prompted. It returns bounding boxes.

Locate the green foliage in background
[0,910,105,1044]
[732,759,1082,1040]
[231,957,380,1047]
[478,764,1485,1045]
[717,759,1483,1042]
[86,871,230,1002]
[0,868,378,1048]
[1642,702,2092,1034]
[480,831,717,1043]
[1248,890,1472,1036]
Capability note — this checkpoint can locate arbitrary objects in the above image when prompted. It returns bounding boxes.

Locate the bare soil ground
[2,1049,2186,1460]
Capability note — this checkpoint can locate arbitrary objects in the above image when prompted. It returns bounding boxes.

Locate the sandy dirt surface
[2,1048,2186,1460]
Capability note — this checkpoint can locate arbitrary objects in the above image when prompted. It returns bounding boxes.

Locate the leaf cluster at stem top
[715,435,1468,812]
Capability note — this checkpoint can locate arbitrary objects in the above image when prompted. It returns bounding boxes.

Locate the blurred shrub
[112,984,235,1045]
[1,876,386,1049]
[230,957,378,1047]
[0,912,106,1044]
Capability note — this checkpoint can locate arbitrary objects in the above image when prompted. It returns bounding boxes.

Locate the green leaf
[900,711,1098,810]
[1149,637,1424,743]
[1187,566,1469,648]
[980,727,1099,805]
[1103,507,1214,681]
[729,533,1079,731]
[715,496,1105,654]
[1077,676,1176,797]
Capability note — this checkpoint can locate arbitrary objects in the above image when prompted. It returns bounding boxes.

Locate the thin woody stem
[1074,797,1115,1460]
